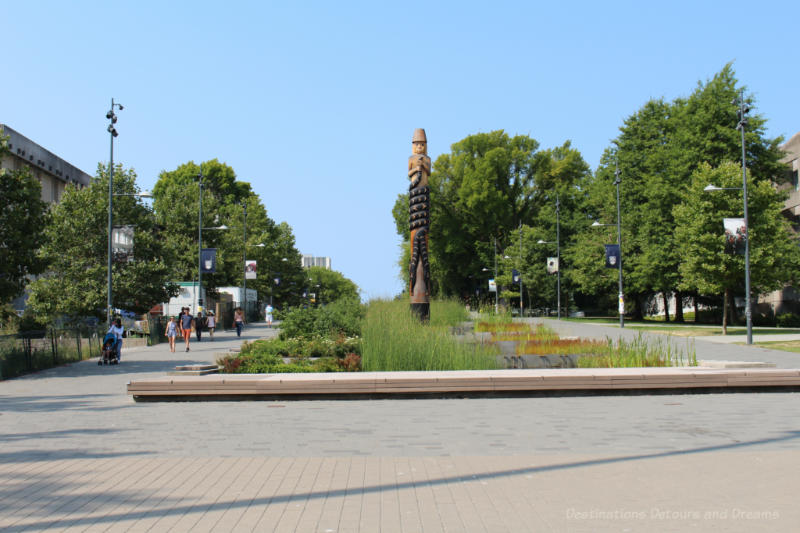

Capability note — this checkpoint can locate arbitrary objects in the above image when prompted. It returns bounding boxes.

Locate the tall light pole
[537,195,561,319]
[494,236,498,314]
[197,172,204,314]
[518,220,524,317]
[591,161,624,328]
[241,200,248,319]
[106,98,123,326]
[703,88,753,345]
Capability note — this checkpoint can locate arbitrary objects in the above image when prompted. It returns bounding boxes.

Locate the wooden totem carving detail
[408,128,431,321]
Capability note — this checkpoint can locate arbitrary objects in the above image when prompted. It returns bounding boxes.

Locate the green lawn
[751,340,800,353]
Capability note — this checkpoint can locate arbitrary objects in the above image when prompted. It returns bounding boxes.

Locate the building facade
[760,131,800,315]
[302,254,332,270]
[0,124,92,204]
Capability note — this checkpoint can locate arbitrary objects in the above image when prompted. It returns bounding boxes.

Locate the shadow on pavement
[9,429,800,530]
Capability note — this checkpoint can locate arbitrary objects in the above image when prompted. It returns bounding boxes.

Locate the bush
[776,313,800,328]
[279,298,364,340]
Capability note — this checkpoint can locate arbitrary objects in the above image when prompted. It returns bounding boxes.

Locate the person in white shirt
[107,318,124,362]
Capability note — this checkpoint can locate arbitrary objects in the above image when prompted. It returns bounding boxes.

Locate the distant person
[206,311,216,341]
[165,316,178,353]
[107,318,124,363]
[234,308,244,337]
[265,304,274,328]
[195,310,206,342]
[179,307,194,352]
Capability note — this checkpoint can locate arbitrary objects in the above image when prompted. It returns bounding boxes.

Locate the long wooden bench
[127,368,800,400]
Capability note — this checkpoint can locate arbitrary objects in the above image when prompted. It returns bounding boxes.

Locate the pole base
[410,303,430,323]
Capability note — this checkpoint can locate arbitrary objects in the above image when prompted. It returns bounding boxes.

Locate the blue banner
[200,248,217,273]
[605,244,620,268]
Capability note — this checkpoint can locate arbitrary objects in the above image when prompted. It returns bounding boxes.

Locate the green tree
[27,164,176,322]
[305,266,359,305]
[394,132,590,304]
[586,64,786,320]
[673,162,800,332]
[152,160,306,308]
[0,134,48,304]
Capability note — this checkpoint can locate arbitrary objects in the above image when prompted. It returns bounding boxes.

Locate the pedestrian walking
[234,308,244,337]
[179,307,194,352]
[265,303,274,328]
[206,311,216,340]
[195,310,206,342]
[165,316,178,353]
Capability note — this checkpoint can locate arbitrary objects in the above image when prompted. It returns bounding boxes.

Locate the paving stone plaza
[2,320,799,531]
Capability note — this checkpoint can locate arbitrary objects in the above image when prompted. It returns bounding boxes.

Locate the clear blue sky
[4,1,798,300]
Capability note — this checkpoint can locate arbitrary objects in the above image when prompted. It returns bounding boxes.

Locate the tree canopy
[152,159,306,308]
[0,134,48,305]
[27,163,177,322]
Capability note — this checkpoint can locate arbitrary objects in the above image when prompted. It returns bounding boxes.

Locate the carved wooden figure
[408,128,431,321]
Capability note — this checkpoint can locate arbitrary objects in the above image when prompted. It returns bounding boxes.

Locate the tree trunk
[729,291,739,325]
[694,294,699,323]
[722,288,729,335]
[631,295,644,321]
[675,291,685,323]
[663,291,671,322]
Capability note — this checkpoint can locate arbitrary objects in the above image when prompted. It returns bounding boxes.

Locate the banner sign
[723,218,746,255]
[112,225,134,262]
[200,248,217,273]
[488,279,497,293]
[547,257,559,274]
[605,244,620,268]
[512,269,521,284]
[245,260,257,279]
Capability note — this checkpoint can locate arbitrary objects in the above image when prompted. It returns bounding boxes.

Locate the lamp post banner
[200,248,217,273]
[604,244,620,268]
[546,257,559,274]
[245,260,257,279]
[488,279,497,293]
[723,218,746,255]
[112,225,135,262]
[512,269,521,284]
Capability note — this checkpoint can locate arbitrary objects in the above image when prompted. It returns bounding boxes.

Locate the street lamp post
[493,236,498,314]
[241,200,248,319]
[537,195,562,319]
[106,98,123,326]
[197,172,204,313]
[591,161,624,328]
[702,88,754,345]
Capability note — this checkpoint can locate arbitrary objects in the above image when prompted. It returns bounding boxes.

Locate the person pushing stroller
[99,318,124,365]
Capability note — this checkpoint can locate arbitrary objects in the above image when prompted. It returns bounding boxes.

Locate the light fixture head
[118,104,124,111]
[703,184,719,192]
[138,190,153,198]
[591,221,603,227]
[537,239,547,244]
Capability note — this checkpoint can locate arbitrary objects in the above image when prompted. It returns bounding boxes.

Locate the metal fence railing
[0,327,105,380]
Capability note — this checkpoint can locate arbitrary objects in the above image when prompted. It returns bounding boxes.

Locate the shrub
[776,313,800,327]
[279,298,364,340]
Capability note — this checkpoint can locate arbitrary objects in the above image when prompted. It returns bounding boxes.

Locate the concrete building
[0,124,93,204]
[301,254,332,270]
[760,131,800,315]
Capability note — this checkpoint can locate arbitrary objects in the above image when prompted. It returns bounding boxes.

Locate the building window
[793,169,799,192]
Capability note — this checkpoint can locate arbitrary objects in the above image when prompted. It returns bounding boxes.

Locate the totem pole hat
[412,128,427,143]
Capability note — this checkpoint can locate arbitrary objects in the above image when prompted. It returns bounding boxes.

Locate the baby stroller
[99,332,120,365]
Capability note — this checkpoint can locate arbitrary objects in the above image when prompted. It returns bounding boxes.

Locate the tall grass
[577,334,698,368]
[361,299,498,371]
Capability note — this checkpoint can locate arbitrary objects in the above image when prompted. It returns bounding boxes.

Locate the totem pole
[408,128,431,322]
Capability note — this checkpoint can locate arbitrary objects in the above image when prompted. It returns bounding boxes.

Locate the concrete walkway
[533,318,800,368]
[2,321,800,531]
